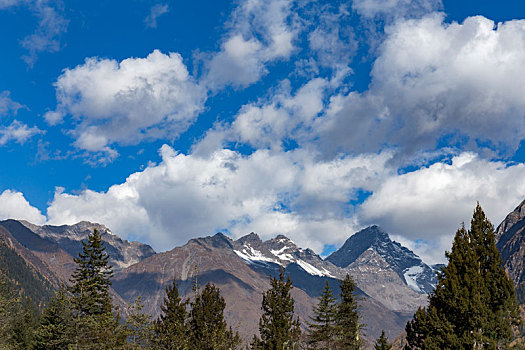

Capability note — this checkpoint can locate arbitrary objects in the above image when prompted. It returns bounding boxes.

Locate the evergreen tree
[307,280,337,349]
[189,282,241,350]
[374,330,391,350]
[405,204,521,349]
[33,287,74,350]
[125,296,153,349]
[69,228,113,316]
[10,298,39,349]
[153,278,189,350]
[251,268,301,350]
[334,274,362,350]
[68,229,126,349]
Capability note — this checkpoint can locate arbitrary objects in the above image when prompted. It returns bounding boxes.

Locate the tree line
[0,204,523,349]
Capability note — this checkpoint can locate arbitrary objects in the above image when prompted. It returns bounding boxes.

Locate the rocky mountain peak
[191,232,233,250]
[326,225,437,294]
[16,220,155,270]
[496,199,525,240]
[235,232,262,246]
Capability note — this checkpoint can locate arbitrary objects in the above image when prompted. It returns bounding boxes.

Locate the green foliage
[33,287,74,350]
[251,268,301,350]
[69,228,113,316]
[0,242,54,309]
[334,274,362,350]
[374,330,391,350]
[67,229,126,349]
[125,296,153,349]
[405,204,521,349]
[306,281,337,349]
[153,278,189,349]
[189,282,241,350]
[0,276,39,349]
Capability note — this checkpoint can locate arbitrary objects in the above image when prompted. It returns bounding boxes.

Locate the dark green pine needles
[334,274,362,350]
[405,204,521,349]
[307,280,338,349]
[251,268,301,350]
[374,330,391,350]
[153,278,190,349]
[69,228,114,315]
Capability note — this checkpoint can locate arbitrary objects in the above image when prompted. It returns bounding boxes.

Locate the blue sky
[1,0,525,263]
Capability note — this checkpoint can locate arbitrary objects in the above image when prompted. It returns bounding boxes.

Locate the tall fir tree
[153,278,189,350]
[33,287,74,350]
[251,268,301,350]
[334,274,362,350]
[307,280,337,349]
[69,228,113,316]
[189,282,241,350]
[68,229,126,349]
[405,204,521,349]
[126,296,153,349]
[374,330,391,350]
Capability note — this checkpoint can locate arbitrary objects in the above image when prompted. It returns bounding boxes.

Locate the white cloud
[0,120,42,145]
[352,0,441,19]
[144,3,169,28]
[203,0,299,88]
[46,50,206,158]
[317,14,525,157]
[0,91,24,116]
[46,145,393,253]
[359,153,525,263]
[0,190,46,225]
[17,0,68,66]
[0,0,19,9]
[307,3,357,71]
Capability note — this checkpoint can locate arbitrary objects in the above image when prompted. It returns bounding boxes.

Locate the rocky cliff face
[113,228,434,341]
[496,201,525,302]
[327,226,438,295]
[17,220,156,270]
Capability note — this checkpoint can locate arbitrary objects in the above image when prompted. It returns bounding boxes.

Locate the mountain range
[0,200,524,345]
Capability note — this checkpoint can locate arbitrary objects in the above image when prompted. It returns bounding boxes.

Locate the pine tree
[307,280,337,349]
[334,274,362,350]
[374,330,391,350]
[126,296,153,349]
[405,204,521,349]
[153,278,189,350]
[69,228,113,316]
[33,287,74,350]
[68,228,127,349]
[251,268,301,350]
[189,282,241,350]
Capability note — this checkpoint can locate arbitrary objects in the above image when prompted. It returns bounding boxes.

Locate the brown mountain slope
[114,233,413,342]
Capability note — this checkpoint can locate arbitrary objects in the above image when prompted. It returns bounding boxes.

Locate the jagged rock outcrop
[327,225,438,295]
[496,200,525,302]
[17,220,155,270]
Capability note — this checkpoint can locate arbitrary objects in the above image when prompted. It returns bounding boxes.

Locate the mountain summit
[327,225,438,294]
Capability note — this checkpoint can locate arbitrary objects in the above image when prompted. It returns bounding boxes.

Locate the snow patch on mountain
[403,265,424,293]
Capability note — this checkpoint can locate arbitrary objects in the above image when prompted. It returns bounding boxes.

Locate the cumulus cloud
[0,190,46,225]
[0,120,42,145]
[46,145,393,253]
[144,3,169,28]
[359,153,525,263]
[203,0,299,88]
[46,50,206,159]
[317,14,525,157]
[307,3,357,71]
